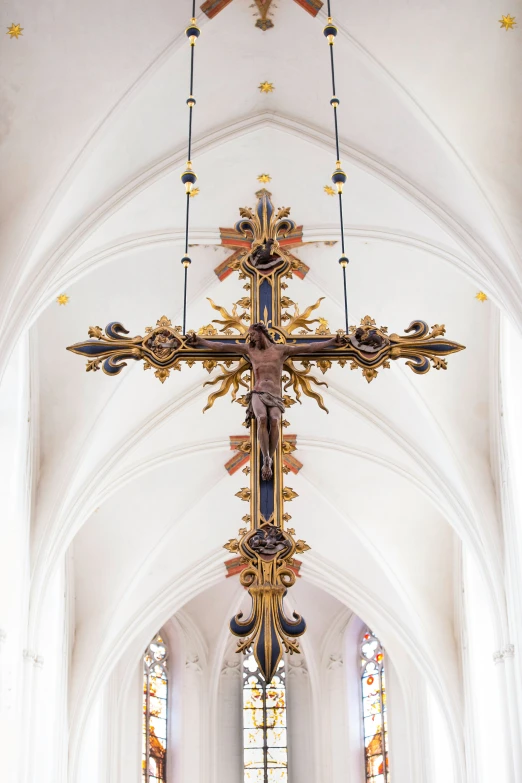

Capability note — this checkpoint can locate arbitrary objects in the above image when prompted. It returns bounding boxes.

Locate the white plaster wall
[217,655,243,783]
[286,656,314,783]
[463,549,510,783]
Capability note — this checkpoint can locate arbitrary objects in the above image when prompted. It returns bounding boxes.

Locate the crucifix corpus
[188,324,344,480]
[67,189,465,682]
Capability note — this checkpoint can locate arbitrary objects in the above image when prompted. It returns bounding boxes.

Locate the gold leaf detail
[316,359,332,374]
[156,315,173,328]
[284,298,325,334]
[198,324,218,336]
[283,514,292,523]
[429,324,446,338]
[236,487,251,502]
[282,440,297,454]
[362,368,378,383]
[203,359,217,373]
[86,359,101,372]
[241,515,251,524]
[235,297,251,309]
[360,315,376,328]
[207,298,248,335]
[224,539,240,553]
[203,359,250,412]
[88,325,103,339]
[315,318,330,335]
[295,540,311,554]
[155,368,170,383]
[283,359,329,413]
[283,487,299,501]
[432,357,448,370]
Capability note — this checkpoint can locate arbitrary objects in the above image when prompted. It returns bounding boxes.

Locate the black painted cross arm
[66,316,253,385]
[281,317,465,385]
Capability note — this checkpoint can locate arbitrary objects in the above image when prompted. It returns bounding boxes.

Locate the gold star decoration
[499,14,516,29]
[57,294,70,306]
[324,185,336,196]
[259,81,275,93]
[189,187,200,198]
[257,174,272,183]
[475,291,488,302]
[6,23,23,38]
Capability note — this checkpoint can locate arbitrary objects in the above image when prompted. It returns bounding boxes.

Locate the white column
[287,656,314,783]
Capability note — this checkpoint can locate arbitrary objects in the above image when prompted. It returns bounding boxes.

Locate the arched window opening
[361,628,389,783]
[243,651,288,782]
[143,633,168,783]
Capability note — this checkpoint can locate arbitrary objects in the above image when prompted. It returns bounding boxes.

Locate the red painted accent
[292,0,323,16]
[200,0,234,19]
[226,435,303,474]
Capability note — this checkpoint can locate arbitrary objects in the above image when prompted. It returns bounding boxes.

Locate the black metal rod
[183,264,188,335]
[333,106,340,162]
[184,192,191,254]
[329,42,336,96]
[188,106,193,161]
[338,193,345,254]
[342,264,348,334]
[189,43,195,96]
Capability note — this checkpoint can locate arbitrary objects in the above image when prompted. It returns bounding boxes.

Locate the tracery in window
[361,628,389,783]
[243,651,288,782]
[143,634,168,783]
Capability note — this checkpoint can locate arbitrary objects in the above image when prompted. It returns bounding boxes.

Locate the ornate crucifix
[200,0,323,30]
[67,189,464,682]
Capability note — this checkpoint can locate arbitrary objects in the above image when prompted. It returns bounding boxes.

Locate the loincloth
[244,390,285,428]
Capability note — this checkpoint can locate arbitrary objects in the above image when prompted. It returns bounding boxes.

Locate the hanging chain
[323,5,349,334]
[180,1,200,334]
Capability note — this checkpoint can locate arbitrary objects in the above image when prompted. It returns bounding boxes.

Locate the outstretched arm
[284,333,346,357]
[186,333,247,355]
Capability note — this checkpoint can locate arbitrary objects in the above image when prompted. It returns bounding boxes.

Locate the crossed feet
[261,456,273,481]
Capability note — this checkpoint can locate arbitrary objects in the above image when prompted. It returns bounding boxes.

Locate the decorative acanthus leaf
[283,487,299,501]
[88,326,103,339]
[155,368,170,383]
[198,324,218,336]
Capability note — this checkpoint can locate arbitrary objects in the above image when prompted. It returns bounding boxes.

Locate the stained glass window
[242,651,288,783]
[361,628,389,783]
[143,634,168,783]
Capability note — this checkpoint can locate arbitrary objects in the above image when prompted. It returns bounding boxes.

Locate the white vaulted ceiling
[2,0,520,776]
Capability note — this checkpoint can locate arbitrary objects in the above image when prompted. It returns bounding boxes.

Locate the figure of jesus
[188,323,344,480]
